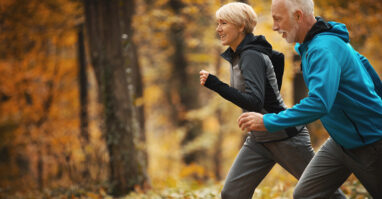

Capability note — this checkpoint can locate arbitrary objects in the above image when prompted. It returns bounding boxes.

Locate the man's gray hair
[285,0,314,16]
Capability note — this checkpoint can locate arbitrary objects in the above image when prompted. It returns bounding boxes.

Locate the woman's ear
[240,24,245,33]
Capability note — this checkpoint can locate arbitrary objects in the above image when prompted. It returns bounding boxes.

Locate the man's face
[272,0,299,43]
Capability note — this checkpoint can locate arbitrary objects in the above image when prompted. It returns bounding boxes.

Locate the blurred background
[0,0,381,198]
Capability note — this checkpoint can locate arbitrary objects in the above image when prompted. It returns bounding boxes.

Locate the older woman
[199,2,345,199]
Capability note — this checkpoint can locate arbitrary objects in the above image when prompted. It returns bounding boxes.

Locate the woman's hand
[200,70,210,85]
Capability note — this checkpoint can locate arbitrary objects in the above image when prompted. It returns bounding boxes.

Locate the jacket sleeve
[263,47,341,132]
[204,52,266,112]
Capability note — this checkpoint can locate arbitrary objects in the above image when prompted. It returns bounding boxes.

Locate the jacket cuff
[263,113,281,132]
[204,74,220,89]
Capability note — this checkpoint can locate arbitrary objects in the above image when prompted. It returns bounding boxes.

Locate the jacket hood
[296,17,350,55]
[326,21,350,43]
[221,33,273,63]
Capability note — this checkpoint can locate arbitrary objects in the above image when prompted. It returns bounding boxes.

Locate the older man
[238,0,382,198]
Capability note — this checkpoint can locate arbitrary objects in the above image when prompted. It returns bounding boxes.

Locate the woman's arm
[202,52,266,112]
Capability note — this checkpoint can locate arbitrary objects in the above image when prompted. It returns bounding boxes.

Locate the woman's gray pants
[221,130,346,199]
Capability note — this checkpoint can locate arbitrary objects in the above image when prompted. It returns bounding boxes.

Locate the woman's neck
[230,33,246,52]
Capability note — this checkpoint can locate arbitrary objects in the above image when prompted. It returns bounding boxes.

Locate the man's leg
[221,137,275,199]
[343,139,382,198]
[269,130,346,199]
[293,138,351,199]
[266,128,314,179]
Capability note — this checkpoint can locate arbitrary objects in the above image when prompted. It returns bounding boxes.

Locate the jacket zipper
[343,111,365,143]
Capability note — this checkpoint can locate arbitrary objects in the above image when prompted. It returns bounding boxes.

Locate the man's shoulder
[310,34,345,49]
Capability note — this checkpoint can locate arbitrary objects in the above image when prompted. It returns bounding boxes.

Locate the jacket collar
[296,17,332,55]
[221,33,273,63]
[303,17,332,43]
[220,34,252,63]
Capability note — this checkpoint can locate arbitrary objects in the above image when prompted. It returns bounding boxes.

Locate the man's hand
[200,70,210,85]
[238,112,267,131]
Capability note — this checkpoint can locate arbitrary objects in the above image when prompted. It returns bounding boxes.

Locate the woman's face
[216,19,244,50]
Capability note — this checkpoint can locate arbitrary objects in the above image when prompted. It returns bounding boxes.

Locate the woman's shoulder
[240,48,270,62]
[239,49,268,69]
[240,49,265,60]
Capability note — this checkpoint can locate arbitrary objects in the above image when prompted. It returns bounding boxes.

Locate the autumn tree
[83,0,148,196]
[77,24,91,179]
[0,0,86,191]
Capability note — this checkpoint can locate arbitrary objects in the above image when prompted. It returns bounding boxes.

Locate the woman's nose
[216,25,221,32]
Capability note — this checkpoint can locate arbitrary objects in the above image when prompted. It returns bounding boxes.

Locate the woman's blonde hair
[216,2,258,34]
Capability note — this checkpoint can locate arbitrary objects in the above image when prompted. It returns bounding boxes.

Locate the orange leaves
[0,0,97,192]
[1,0,381,196]
[179,163,210,181]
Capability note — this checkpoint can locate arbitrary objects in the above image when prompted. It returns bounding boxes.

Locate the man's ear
[294,10,303,22]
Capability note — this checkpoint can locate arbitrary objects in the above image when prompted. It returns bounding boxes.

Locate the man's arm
[238,112,266,131]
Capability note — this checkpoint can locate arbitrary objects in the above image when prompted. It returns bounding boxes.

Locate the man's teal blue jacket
[263,19,382,149]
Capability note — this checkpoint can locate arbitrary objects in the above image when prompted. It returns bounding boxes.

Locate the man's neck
[298,16,317,43]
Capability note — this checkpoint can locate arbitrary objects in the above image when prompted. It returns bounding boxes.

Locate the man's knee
[293,185,345,199]
[221,187,235,199]
[293,185,307,199]
[221,184,246,199]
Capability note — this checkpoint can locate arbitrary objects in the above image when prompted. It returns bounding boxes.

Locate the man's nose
[272,23,279,31]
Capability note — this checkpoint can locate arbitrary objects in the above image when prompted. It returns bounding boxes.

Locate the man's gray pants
[294,138,382,199]
[221,130,346,199]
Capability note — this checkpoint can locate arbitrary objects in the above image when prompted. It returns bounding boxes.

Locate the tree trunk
[168,0,203,165]
[83,0,147,196]
[130,42,147,163]
[78,24,89,144]
[37,149,43,191]
[77,24,91,180]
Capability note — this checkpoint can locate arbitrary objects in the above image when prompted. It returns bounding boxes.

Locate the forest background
[0,0,381,198]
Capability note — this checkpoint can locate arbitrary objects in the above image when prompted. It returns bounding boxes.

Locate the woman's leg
[221,137,275,199]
